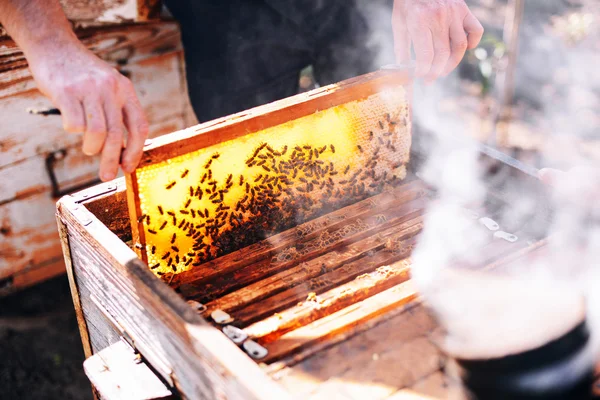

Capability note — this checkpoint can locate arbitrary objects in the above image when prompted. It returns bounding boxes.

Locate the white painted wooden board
[0,21,195,294]
[84,339,173,400]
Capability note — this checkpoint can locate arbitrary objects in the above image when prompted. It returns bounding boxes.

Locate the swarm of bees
[140,113,407,276]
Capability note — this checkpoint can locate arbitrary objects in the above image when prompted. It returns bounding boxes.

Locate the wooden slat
[260,278,419,364]
[0,191,65,280]
[271,302,438,399]
[84,340,173,400]
[174,180,428,292]
[244,251,414,344]
[385,390,439,400]
[58,0,161,24]
[194,194,426,309]
[201,204,422,318]
[229,222,422,329]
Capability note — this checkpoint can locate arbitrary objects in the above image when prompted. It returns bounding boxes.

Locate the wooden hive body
[57,71,556,399]
[0,16,195,296]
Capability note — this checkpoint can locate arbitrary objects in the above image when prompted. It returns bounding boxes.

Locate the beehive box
[56,70,554,400]
[0,20,195,296]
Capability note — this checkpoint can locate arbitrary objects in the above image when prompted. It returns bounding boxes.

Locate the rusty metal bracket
[45,149,103,198]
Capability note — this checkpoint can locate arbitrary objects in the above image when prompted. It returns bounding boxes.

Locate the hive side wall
[56,193,291,400]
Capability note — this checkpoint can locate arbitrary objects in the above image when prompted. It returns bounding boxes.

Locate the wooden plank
[271,302,438,399]
[405,372,449,399]
[385,390,439,400]
[84,340,173,400]
[261,280,419,364]
[58,0,161,24]
[0,21,182,100]
[174,180,427,292]
[57,215,94,359]
[229,222,422,330]
[58,193,292,400]
[186,189,427,305]
[0,191,65,280]
[201,201,422,317]
[244,252,414,345]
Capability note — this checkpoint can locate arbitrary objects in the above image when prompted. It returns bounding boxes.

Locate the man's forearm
[0,0,81,60]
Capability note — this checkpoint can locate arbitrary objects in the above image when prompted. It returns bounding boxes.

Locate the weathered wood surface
[271,302,442,400]
[58,189,291,400]
[59,0,162,24]
[174,180,428,294]
[188,192,426,308]
[261,279,419,364]
[0,0,162,38]
[229,225,421,329]
[0,21,194,295]
[83,339,173,400]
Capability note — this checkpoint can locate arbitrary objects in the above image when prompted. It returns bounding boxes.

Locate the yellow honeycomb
[131,86,411,276]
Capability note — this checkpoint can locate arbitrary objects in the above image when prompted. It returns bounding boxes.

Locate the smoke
[356,0,600,375]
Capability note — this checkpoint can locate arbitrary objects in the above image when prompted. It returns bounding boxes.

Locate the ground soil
[0,277,92,400]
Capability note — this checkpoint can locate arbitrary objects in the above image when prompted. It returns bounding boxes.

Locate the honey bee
[147,229,157,234]
[180,210,189,215]
[204,159,213,169]
[172,245,180,252]
[378,121,384,129]
[344,165,350,174]
[161,252,171,260]
[239,175,244,186]
[184,199,191,208]
[212,152,220,159]
[158,206,164,215]
[330,144,335,153]
[165,182,176,190]
[357,145,363,153]
[159,221,167,230]
[181,169,189,178]
[150,263,160,269]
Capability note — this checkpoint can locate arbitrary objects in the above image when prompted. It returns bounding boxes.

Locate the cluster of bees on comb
[139,112,409,276]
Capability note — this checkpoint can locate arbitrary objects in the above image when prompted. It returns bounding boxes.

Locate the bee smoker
[448,319,597,400]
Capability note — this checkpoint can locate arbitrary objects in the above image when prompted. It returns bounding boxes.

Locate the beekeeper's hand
[392,0,484,82]
[29,42,149,181]
[0,0,149,182]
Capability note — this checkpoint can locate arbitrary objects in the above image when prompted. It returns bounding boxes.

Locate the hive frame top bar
[133,68,414,169]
